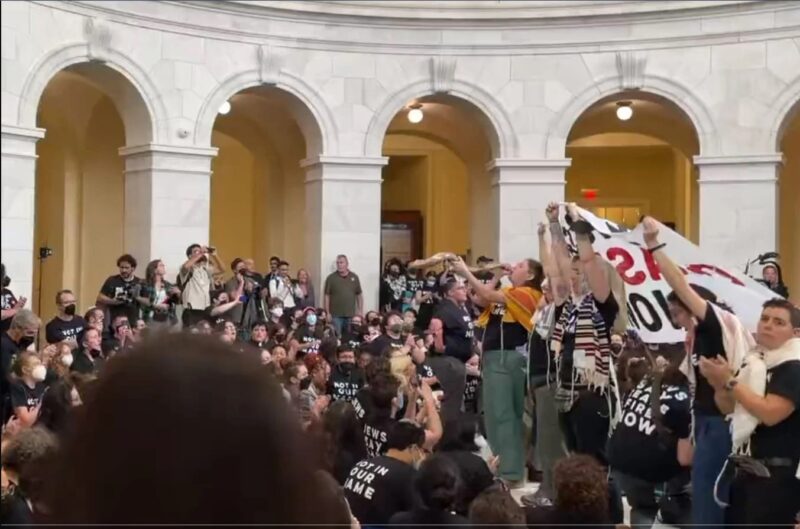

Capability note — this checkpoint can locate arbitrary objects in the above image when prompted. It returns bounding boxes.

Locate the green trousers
[482,349,527,481]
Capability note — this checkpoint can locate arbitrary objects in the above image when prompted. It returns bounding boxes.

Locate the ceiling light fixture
[218,100,232,115]
[615,101,633,121]
[407,103,423,124]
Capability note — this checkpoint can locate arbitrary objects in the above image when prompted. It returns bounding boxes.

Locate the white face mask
[271,307,284,318]
[60,353,74,367]
[32,365,47,382]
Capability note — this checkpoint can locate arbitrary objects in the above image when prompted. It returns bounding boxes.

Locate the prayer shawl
[732,337,800,476]
[475,286,540,333]
[550,296,613,391]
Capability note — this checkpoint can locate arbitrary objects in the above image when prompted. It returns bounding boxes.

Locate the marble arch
[364,78,518,159]
[545,74,718,158]
[194,69,338,157]
[767,76,800,150]
[18,43,163,145]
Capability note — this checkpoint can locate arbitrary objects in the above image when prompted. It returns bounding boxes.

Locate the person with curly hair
[525,454,616,529]
[1,426,58,524]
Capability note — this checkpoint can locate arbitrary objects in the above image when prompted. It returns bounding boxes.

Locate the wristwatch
[724,377,739,391]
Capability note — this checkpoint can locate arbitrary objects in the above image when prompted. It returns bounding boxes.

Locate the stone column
[118,144,218,277]
[302,156,388,312]
[694,154,782,271]
[1,124,45,301]
[488,159,570,264]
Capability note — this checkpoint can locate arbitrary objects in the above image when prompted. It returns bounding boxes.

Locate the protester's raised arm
[567,203,611,303]
[643,216,707,320]
[546,203,572,301]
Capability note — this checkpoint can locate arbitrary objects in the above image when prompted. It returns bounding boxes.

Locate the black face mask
[610,343,623,355]
[339,361,354,374]
[18,335,35,350]
[275,334,286,343]
[299,377,312,390]
[64,304,77,316]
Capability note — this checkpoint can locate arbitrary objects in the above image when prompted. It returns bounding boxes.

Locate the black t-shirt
[1,333,22,411]
[328,364,365,403]
[416,361,435,380]
[366,333,404,356]
[464,375,481,414]
[607,378,691,483]
[529,332,552,379]
[691,305,726,416]
[557,295,619,392]
[45,316,87,344]
[750,360,800,468]
[294,325,323,354]
[344,455,418,526]
[389,508,470,529]
[381,275,405,311]
[71,349,99,375]
[440,450,494,516]
[341,329,364,351]
[433,300,474,363]
[482,303,529,352]
[100,274,143,324]
[1,288,17,333]
[353,387,374,422]
[362,410,395,458]
[9,381,46,412]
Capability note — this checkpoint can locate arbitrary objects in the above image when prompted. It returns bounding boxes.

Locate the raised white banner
[569,207,778,344]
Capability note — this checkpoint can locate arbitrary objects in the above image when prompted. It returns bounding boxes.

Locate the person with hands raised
[451,251,543,486]
[642,215,738,529]
[179,244,223,327]
[545,202,624,522]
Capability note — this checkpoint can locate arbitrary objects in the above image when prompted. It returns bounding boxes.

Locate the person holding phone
[179,244,223,328]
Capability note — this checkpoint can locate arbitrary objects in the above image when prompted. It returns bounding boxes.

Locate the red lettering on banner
[686,264,745,287]
[641,248,662,281]
[607,247,646,285]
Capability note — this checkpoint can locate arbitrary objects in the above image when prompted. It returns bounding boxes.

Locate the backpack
[176,268,194,293]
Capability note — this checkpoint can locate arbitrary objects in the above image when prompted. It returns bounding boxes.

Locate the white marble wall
[1,0,799,309]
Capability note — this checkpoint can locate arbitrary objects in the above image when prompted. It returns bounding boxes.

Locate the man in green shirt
[324,255,363,335]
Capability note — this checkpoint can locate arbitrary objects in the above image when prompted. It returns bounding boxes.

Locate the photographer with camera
[97,254,144,330]
[179,244,223,327]
[45,289,86,349]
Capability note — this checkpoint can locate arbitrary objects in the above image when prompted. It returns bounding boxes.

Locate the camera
[39,247,54,260]
[206,246,216,253]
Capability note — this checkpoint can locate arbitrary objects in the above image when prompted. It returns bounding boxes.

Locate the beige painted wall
[779,114,799,302]
[35,90,125,322]
[567,145,677,225]
[210,130,256,269]
[382,133,470,257]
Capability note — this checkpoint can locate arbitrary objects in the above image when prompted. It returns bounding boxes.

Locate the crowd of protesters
[0,203,798,529]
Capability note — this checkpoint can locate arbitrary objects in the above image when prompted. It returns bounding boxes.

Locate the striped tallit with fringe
[550,295,613,390]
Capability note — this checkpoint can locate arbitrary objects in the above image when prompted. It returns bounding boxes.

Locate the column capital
[694,153,782,184]
[487,158,570,187]
[2,124,46,159]
[300,155,389,169]
[486,157,572,172]
[119,144,218,177]
[693,153,783,166]
[118,143,218,158]
[301,155,388,184]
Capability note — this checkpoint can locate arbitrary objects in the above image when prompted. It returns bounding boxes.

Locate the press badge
[573,349,588,369]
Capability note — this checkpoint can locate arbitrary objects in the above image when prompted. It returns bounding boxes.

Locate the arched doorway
[377,94,498,267]
[566,92,700,240]
[777,103,799,301]
[34,63,152,321]
[209,86,323,275]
